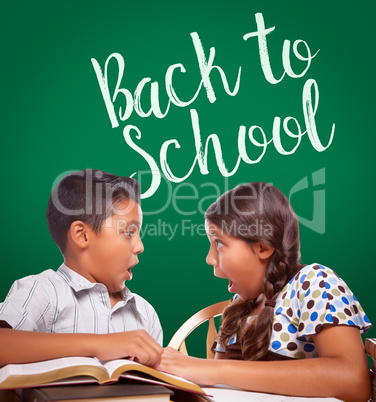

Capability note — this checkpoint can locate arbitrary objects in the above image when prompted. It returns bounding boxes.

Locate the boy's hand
[94,330,163,367]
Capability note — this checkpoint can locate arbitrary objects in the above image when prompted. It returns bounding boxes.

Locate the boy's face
[85,199,144,294]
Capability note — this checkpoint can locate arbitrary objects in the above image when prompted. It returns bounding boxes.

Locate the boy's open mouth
[126,261,138,280]
[126,267,133,280]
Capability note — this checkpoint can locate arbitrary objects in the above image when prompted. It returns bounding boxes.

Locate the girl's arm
[159,325,371,402]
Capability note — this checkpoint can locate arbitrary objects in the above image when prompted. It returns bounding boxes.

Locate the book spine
[19,388,46,402]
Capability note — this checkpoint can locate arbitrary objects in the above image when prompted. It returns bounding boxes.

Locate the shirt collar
[116,288,146,319]
[56,264,140,312]
[57,263,100,292]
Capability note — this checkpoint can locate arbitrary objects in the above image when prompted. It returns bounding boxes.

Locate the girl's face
[205,220,268,300]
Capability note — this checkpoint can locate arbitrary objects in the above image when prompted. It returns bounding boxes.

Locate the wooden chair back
[365,338,376,401]
[168,300,230,359]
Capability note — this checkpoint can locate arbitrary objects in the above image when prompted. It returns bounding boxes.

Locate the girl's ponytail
[206,182,302,360]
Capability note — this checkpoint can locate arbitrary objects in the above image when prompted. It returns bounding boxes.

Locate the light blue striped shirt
[0,264,162,345]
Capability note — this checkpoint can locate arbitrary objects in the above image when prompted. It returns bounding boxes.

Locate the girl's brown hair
[205,182,302,361]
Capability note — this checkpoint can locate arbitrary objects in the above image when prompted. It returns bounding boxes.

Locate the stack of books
[0,356,211,401]
[366,338,376,402]
[17,384,173,402]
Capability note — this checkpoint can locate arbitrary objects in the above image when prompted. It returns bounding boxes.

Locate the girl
[158,182,372,401]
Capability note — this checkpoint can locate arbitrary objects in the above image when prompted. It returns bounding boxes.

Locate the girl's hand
[157,347,218,385]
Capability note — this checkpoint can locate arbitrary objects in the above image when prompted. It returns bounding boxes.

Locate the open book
[0,356,206,396]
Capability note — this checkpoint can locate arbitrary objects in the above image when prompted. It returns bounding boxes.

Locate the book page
[100,358,136,377]
[0,357,104,386]
[100,359,204,393]
[202,386,341,401]
[102,359,198,385]
[122,373,208,394]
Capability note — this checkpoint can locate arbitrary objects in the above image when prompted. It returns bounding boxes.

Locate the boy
[0,169,163,367]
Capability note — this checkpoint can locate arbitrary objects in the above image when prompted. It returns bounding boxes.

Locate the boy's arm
[0,276,163,367]
[0,327,163,368]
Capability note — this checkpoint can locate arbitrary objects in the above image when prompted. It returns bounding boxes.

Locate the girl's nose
[134,236,144,254]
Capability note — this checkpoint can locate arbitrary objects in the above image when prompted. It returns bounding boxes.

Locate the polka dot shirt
[216,264,372,359]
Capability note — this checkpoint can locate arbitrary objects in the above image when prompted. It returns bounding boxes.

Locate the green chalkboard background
[1,0,375,358]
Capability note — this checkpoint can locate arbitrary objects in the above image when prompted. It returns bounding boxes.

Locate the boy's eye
[215,239,224,249]
[124,224,138,238]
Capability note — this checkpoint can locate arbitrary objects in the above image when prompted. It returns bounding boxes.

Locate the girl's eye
[215,239,224,249]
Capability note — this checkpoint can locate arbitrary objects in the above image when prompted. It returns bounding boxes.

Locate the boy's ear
[255,242,275,261]
[68,221,90,249]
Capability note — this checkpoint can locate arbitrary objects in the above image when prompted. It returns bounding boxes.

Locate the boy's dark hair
[46,169,140,254]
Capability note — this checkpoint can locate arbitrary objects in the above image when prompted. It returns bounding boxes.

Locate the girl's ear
[255,242,275,261]
[68,221,90,249]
